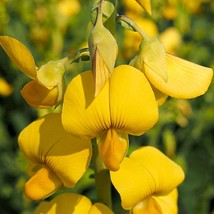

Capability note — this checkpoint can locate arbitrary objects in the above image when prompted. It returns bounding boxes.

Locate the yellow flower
[0,77,13,96]
[110,146,184,213]
[62,65,158,171]
[35,193,114,214]
[130,36,213,105]
[18,113,92,200]
[0,36,66,108]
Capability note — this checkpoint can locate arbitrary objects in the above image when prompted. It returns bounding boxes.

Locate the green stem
[117,15,151,40]
[92,139,112,208]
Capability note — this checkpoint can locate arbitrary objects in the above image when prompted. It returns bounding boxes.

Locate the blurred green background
[0,0,214,213]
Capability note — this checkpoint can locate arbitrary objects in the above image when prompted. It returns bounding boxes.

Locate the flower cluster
[0,0,213,213]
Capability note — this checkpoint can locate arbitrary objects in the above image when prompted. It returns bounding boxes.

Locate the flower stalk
[92,139,112,208]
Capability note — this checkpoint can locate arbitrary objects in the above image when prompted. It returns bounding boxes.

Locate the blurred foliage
[0,0,214,213]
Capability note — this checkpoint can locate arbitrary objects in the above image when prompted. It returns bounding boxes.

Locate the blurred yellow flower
[57,0,80,17]
[35,193,114,214]
[18,113,91,200]
[110,146,184,213]
[0,36,66,108]
[159,27,182,55]
[0,77,13,96]
[62,65,158,171]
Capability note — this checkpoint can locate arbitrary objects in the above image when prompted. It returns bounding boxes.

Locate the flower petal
[62,70,111,139]
[110,146,184,210]
[35,193,93,214]
[0,36,37,79]
[131,189,178,214]
[135,0,151,14]
[145,53,213,98]
[25,166,62,200]
[20,80,58,108]
[18,113,92,188]
[110,65,158,135]
[89,203,114,214]
[154,189,178,214]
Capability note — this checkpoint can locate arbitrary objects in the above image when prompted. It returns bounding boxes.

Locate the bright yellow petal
[35,193,92,214]
[18,113,92,188]
[0,36,37,79]
[110,65,158,135]
[89,203,114,214]
[62,70,111,139]
[145,53,213,98]
[132,197,161,214]
[25,166,62,200]
[135,0,151,14]
[110,146,184,210]
[20,80,58,108]
[154,189,178,214]
[131,189,178,214]
[151,85,168,106]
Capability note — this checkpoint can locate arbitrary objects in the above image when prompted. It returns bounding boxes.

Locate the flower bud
[88,6,118,96]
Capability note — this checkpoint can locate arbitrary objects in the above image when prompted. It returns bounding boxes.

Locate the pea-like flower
[35,193,114,214]
[18,113,92,200]
[62,65,159,171]
[110,146,185,213]
[0,36,66,108]
[130,36,213,105]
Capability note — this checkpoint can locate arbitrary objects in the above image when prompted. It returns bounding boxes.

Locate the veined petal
[97,129,128,171]
[145,53,213,98]
[35,193,92,214]
[110,146,184,210]
[20,80,58,108]
[18,113,92,189]
[25,166,62,200]
[135,0,151,14]
[110,65,158,135]
[62,71,111,139]
[0,36,37,79]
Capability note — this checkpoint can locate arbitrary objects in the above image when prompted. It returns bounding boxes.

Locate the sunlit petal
[25,166,62,200]
[131,189,178,214]
[110,65,158,135]
[0,36,37,79]
[145,53,213,98]
[62,70,111,139]
[155,189,178,214]
[110,146,184,210]
[35,193,92,214]
[20,80,58,108]
[18,113,92,193]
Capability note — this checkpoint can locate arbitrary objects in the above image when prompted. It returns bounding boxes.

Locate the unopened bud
[88,5,118,96]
